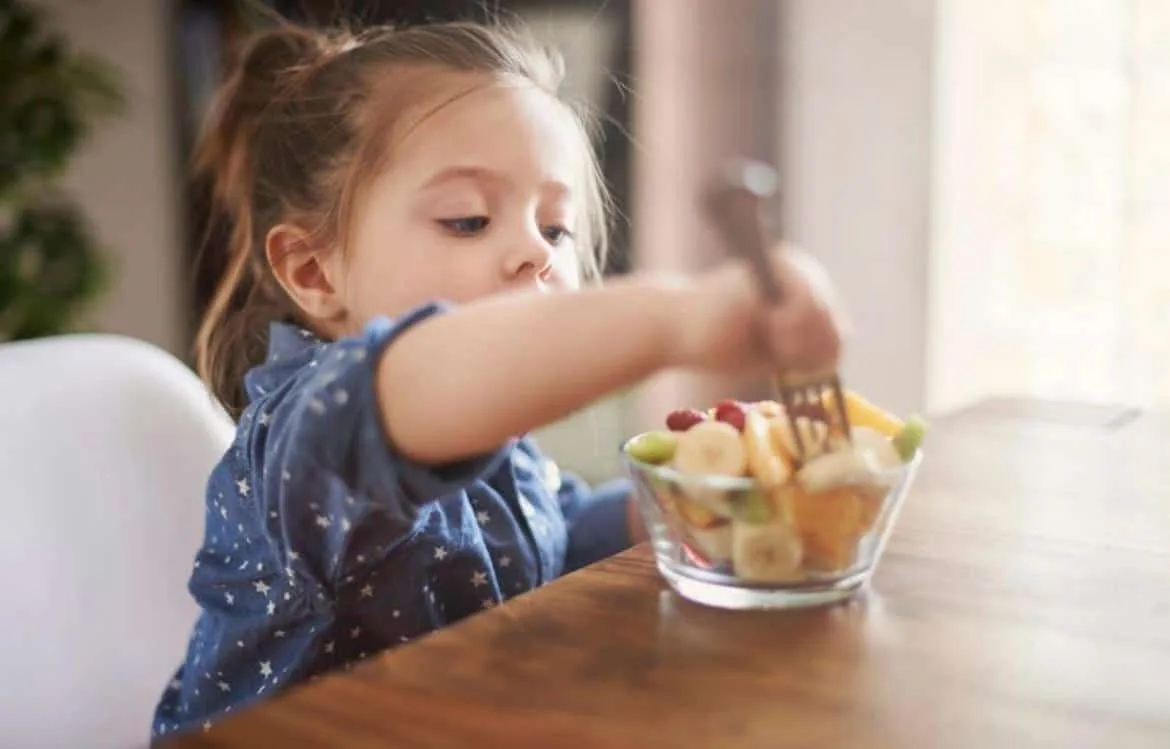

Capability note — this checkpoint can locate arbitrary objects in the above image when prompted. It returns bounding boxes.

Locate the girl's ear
[266,224,346,322]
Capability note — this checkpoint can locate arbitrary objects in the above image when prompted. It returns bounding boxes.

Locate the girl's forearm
[376,275,692,463]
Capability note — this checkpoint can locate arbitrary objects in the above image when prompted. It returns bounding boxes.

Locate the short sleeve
[256,302,511,575]
[557,472,634,573]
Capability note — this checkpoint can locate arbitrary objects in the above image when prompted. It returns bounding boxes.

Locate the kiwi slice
[893,416,928,461]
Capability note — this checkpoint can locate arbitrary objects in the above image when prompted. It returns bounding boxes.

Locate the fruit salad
[623,391,926,584]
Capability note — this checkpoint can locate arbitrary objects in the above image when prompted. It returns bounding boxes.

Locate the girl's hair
[194,20,610,418]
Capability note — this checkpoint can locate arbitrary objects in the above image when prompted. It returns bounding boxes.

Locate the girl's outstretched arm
[378,254,841,464]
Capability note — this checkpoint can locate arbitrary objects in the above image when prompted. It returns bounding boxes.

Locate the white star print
[350,626,361,639]
[281,470,290,482]
[392,609,400,618]
[471,571,488,587]
[520,498,535,517]
[341,517,352,532]
[333,389,349,406]
[257,411,270,426]
[224,593,234,605]
[238,560,248,570]
[259,661,273,678]
[309,502,319,511]
[352,349,366,362]
[236,641,244,648]
[169,678,182,690]
[360,584,374,598]
[217,681,230,692]
[481,599,496,610]
[433,546,448,561]
[275,630,286,638]
[476,510,491,526]
[324,641,335,654]
[499,556,511,568]
[236,478,250,497]
[270,511,277,518]
[356,554,365,563]
[266,601,276,616]
[307,397,326,415]
[284,592,291,601]
[219,506,227,519]
[254,581,270,596]
[346,495,356,506]
[202,721,211,732]
[315,514,332,528]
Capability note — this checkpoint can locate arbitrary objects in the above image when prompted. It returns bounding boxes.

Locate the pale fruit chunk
[626,430,678,465]
[687,524,734,563]
[796,448,885,494]
[752,400,785,418]
[770,415,830,463]
[743,410,792,488]
[672,420,748,477]
[732,520,803,582]
[849,426,902,471]
[675,494,723,529]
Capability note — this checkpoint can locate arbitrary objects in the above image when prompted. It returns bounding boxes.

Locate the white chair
[0,334,234,749]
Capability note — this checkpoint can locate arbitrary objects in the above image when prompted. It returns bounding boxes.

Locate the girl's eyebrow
[419,166,571,198]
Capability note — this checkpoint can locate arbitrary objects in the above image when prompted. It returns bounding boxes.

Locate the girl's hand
[674,245,848,376]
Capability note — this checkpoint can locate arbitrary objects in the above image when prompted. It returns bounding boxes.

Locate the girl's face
[335,73,587,334]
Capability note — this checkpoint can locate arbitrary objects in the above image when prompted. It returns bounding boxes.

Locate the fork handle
[703,160,784,305]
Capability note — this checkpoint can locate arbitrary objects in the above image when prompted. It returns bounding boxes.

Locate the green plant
[0,0,124,341]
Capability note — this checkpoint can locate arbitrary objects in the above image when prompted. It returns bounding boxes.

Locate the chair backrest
[0,334,234,749]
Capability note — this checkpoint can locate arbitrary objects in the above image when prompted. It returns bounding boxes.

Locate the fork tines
[772,373,852,461]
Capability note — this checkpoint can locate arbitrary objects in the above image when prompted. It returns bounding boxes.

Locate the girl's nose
[502,232,553,282]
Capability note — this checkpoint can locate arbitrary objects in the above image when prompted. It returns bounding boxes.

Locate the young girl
[153,20,845,738]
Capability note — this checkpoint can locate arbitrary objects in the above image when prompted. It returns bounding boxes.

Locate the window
[930,0,1170,411]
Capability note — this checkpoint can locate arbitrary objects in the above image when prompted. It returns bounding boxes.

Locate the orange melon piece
[855,486,887,535]
[791,485,866,572]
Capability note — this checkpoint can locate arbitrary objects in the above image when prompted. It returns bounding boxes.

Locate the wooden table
[166,399,1170,748]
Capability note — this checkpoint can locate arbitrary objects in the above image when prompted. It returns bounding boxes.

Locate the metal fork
[702,159,851,460]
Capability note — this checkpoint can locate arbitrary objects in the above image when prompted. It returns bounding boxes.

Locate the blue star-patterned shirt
[152,301,633,739]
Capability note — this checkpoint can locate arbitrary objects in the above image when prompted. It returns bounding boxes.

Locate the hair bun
[194,26,331,213]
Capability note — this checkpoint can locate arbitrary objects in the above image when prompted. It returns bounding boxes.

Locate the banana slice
[672,420,748,477]
[850,426,902,470]
[770,415,830,463]
[796,448,885,494]
[731,520,803,582]
[743,410,792,487]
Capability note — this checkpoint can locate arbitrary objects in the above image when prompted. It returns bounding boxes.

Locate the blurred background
[6,0,1169,481]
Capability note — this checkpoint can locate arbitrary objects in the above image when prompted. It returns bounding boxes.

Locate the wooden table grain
[164,399,1170,748]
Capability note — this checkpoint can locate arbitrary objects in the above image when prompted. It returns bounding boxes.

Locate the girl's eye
[541,225,573,246]
[438,216,490,236]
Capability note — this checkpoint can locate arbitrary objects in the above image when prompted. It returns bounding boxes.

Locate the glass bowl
[621,436,923,610]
